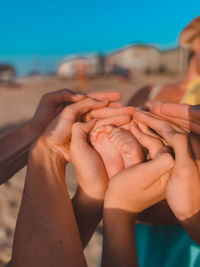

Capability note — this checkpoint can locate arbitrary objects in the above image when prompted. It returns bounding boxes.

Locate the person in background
[127,16,200,107]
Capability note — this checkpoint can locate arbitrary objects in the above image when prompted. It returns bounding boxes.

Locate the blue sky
[0,0,200,75]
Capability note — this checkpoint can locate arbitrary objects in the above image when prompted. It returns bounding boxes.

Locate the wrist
[73,186,104,206]
[76,174,108,201]
[73,187,104,217]
[26,119,45,139]
[30,137,67,168]
[104,189,138,220]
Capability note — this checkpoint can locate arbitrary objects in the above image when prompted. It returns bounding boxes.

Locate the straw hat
[179,16,200,47]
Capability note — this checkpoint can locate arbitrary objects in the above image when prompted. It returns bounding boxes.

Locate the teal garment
[135,224,200,267]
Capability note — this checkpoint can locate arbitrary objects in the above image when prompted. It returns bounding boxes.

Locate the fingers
[93,115,131,129]
[147,172,170,202]
[108,102,123,108]
[44,89,85,104]
[137,122,161,138]
[133,110,164,135]
[62,97,109,120]
[134,110,186,136]
[161,123,195,165]
[149,103,200,133]
[149,103,190,121]
[71,120,96,145]
[89,106,134,119]
[122,152,174,189]
[130,121,164,158]
[87,91,121,101]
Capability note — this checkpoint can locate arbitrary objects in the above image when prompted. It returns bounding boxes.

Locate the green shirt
[136,224,200,267]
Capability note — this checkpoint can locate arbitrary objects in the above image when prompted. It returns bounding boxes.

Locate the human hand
[29,89,86,135]
[29,90,122,136]
[133,109,200,220]
[104,122,174,214]
[39,97,109,162]
[70,120,109,200]
[147,102,200,134]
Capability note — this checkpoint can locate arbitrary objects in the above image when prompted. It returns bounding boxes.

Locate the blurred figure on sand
[76,59,88,91]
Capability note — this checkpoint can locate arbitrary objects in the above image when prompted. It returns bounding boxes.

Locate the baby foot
[90,125,144,178]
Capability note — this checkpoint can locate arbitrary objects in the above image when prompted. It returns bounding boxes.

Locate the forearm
[11,139,87,267]
[0,122,40,184]
[72,187,104,248]
[102,209,138,267]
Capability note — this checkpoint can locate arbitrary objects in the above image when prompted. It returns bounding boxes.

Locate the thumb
[161,124,193,165]
[71,120,97,145]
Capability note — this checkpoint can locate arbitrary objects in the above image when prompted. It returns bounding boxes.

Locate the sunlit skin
[133,109,200,244]
[0,89,125,185]
[90,125,144,178]
[102,121,174,267]
[9,90,135,266]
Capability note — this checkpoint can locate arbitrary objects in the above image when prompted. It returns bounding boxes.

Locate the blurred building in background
[105,44,189,75]
[160,47,189,74]
[0,64,15,85]
[56,53,104,79]
[56,44,190,80]
[104,45,161,74]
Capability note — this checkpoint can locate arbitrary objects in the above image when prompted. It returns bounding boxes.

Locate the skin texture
[102,125,174,267]
[90,125,144,178]
[0,89,85,184]
[11,95,130,266]
[0,89,122,185]
[148,102,200,134]
[133,109,200,244]
[70,115,133,247]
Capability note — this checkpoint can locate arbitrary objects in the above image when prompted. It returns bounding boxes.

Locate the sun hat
[179,17,200,47]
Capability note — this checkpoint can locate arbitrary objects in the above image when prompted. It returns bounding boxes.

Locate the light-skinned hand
[133,109,200,220]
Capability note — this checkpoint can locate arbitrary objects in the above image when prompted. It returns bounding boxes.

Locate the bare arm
[0,89,86,184]
[0,90,122,185]
[0,123,39,184]
[102,209,137,267]
[11,139,87,267]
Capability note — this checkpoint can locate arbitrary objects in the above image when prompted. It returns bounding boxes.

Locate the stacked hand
[133,109,200,220]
